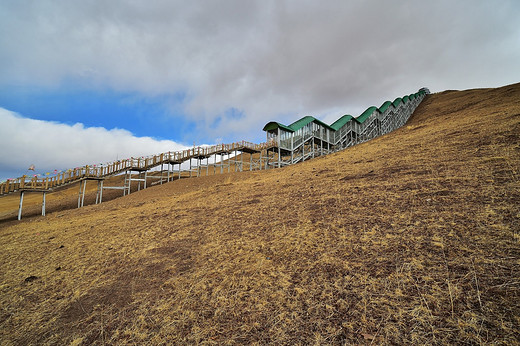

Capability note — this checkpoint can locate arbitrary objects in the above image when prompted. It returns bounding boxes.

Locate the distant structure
[419,87,431,94]
[1,88,427,219]
[262,88,427,167]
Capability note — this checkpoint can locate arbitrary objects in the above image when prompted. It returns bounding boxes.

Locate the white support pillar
[96,180,104,204]
[78,180,87,208]
[42,192,46,216]
[160,163,164,184]
[78,181,83,207]
[81,180,87,207]
[124,171,130,196]
[18,191,24,220]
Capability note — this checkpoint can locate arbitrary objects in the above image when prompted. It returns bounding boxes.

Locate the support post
[160,163,164,184]
[78,181,83,207]
[81,180,87,207]
[124,171,130,196]
[96,180,104,204]
[18,191,24,220]
[42,192,46,216]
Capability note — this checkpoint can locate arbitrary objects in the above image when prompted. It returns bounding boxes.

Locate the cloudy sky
[1,0,519,180]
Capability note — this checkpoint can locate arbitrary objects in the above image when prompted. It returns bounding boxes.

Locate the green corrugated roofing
[356,106,379,124]
[264,115,336,133]
[263,89,426,134]
[288,116,332,132]
[378,101,392,113]
[330,115,354,131]
[393,97,402,107]
[263,121,294,132]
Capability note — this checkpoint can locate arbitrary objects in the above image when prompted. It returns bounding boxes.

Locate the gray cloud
[1,0,519,142]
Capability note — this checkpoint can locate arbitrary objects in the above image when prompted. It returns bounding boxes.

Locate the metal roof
[263,89,427,133]
[330,115,354,131]
[355,106,379,124]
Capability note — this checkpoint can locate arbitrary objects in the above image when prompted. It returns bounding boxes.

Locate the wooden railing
[0,140,272,196]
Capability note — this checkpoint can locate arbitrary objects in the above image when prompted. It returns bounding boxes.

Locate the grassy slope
[0,175,129,221]
[0,158,251,222]
[1,84,519,344]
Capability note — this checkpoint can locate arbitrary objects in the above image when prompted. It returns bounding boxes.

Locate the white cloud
[0,108,188,180]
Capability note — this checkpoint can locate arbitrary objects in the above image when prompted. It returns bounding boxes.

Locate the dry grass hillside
[1,83,519,344]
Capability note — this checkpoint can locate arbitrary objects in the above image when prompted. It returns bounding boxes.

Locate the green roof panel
[355,106,379,123]
[330,115,354,130]
[378,101,393,113]
[262,121,294,132]
[288,116,335,132]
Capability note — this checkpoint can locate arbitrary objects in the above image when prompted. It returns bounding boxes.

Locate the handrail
[0,139,273,195]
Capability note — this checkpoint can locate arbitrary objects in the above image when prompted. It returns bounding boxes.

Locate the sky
[1,0,519,181]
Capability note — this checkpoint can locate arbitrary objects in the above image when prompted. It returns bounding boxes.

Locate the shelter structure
[262,89,427,167]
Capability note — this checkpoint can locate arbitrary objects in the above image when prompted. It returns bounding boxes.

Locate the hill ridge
[0,83,519,344]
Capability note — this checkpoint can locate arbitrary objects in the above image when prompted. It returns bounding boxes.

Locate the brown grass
[1,83,519,344]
